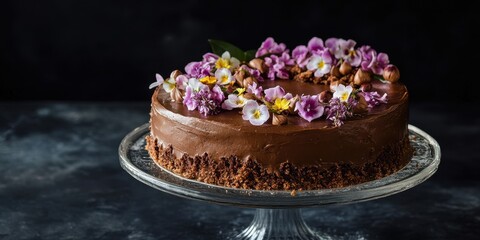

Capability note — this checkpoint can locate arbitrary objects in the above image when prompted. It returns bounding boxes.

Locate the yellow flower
[271,98,290,113]
[199,76,217,85]
[215,51,240,71]
[236,88,246,95]
[215,58,231,70]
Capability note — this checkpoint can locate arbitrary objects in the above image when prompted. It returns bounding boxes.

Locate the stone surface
[0,102,479,239]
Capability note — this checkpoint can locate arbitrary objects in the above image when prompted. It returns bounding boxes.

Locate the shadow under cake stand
[119,124,440,240]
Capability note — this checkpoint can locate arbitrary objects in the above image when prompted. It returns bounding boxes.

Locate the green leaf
[208,39,246,62]
[244,50,256,62]
[373,74,388,83]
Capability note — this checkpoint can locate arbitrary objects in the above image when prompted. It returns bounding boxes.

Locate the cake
[146,37,413,190]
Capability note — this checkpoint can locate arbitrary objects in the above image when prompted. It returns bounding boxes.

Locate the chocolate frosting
[150,80,409,172]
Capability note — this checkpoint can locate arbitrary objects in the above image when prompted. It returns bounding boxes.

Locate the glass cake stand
[119,124,440,240]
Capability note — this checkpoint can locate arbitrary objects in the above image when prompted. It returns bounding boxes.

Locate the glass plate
[119,124,440,208]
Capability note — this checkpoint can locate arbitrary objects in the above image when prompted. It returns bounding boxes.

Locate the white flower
[222,94,247,110]
[149,73,164,89]
[187,78,207,92]
[162,77,176,93]
[242,100,270,126]
[215,68,234,85]
[332,84,353,102]
[306,55,332,78]
[215,51,240,70]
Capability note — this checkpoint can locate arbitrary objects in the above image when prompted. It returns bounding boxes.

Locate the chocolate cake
[146,37,413,190]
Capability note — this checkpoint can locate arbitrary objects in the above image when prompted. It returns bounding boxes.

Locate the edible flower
[222,94,247,110]
[264,52,294,80]
[307,37,325,54]
[215,68,234,85]
[332,84,353,103]
[242,100,270,126]
[294,95,324,122]
[215,51,240,71]
[246,82,263,98]
[255,37,287,57]
[359,46,389,75]
[327,38,361,67]
[271,98,290,113]
[199,76,217,85]
[264,86,286,102]
[149,73,164,89]
[361,91,388,108]
[306,51,332,78]
[325,97,356,127]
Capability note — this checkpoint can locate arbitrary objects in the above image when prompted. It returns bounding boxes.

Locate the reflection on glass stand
[119,124,440,240]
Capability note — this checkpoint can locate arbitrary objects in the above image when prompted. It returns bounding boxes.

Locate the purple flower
[307,37,325,54]
[247,82,263,98]
[185,61,213,79]
[325,38,338,52]
[255,37,287,57]
[193,85,225,116]
[292,45,309,68]
[183,86,198,111]
[359,46,389,75]
[264,52,294,80]
[326,38,361,67]
[294,95,324,122]
[264,85,286,102]
[360,91,388,108]
[182,78,224,115]
[202,52,219,64]
[325,97,357,127]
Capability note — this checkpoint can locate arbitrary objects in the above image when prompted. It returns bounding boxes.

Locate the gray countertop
[0,102,478,239]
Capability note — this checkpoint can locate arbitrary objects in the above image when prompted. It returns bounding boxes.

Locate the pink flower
[247,82,263,98]
[264,52,294,80]
[264,86,286,102]
[292,45,309,68]
[359,46,390,75]
[255,37,287,58]
[294,95,324,122]
[307,37,325,54]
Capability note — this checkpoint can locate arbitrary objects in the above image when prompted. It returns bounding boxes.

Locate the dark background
[1,1,480,239]
[1,0,478,102]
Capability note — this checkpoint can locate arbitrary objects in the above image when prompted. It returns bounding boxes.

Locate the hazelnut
[353,94,368,114]
[383,64,400,83]
[234,69,246,85]
[170,70,182,79]
[170,88,183,102]
[318,90,333,103]
[272,114,288,125]
[248,58,266,73]
[242,77,256,87]
[330,80,339,92]
[339,61,352,75]
[353,69,372,85]
[360,83,372,92]
[330,65,342,78]
[243,93,256,100]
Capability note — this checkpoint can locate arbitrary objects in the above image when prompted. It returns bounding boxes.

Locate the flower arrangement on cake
[150,37,400,127]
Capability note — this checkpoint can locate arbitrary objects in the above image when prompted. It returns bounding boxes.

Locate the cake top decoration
[150,37,400,126]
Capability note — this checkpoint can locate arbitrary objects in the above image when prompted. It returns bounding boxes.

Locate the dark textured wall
[1,0,477,101]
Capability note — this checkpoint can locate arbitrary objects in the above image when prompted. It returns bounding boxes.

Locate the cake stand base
[234,208,325,240]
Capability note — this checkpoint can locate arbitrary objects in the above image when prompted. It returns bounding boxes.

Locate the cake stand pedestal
[119,124,440,240]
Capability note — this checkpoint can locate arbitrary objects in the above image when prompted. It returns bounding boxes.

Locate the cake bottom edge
[145,135,413,191]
